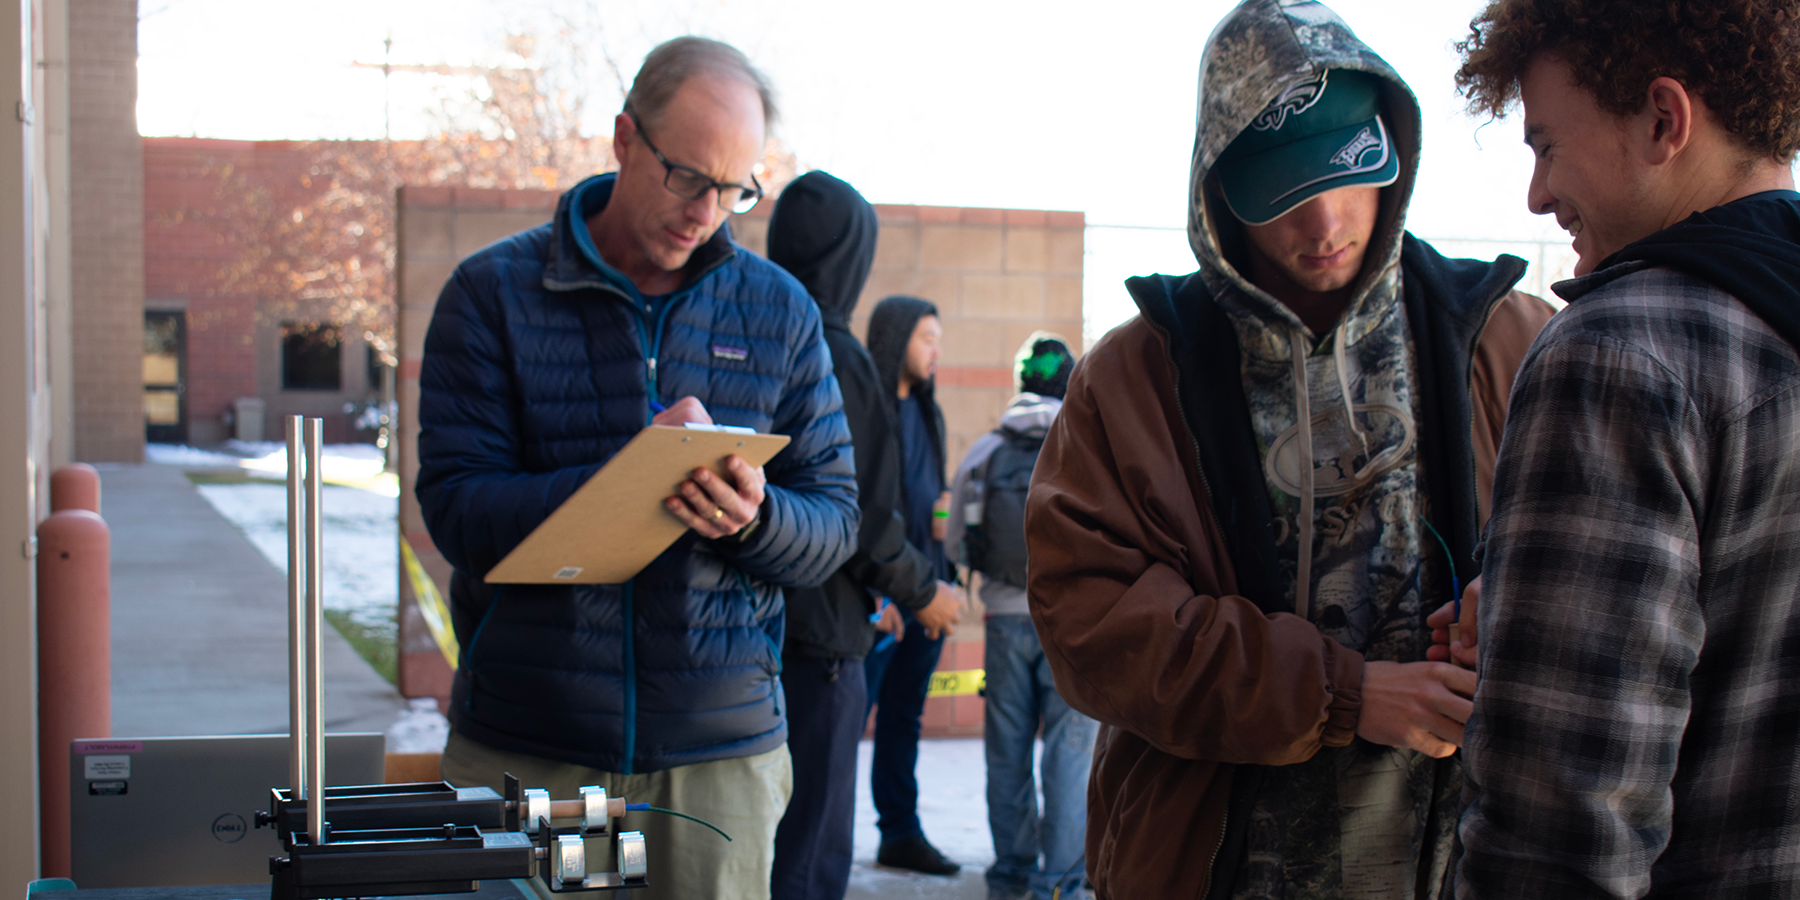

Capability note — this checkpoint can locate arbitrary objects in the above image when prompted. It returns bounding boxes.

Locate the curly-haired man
[1444,1,1800,896]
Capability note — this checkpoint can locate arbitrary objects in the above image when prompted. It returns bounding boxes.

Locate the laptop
[70,733,387,888]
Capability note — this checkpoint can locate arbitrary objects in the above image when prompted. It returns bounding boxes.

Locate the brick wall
[394,186,1085,737]
[739,204,1086,737]
[69,0,143,461]
[144,138,393,444]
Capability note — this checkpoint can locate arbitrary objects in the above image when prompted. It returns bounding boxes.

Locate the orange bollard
[37,503,111,878]
[50,463,100,513]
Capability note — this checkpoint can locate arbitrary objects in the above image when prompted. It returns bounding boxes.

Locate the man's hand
[1425,576,1481,669]
[874,602,905,643]
[655,396,765,540]
[1356,660,1478,758]
[914,580,964,640]
[652,395,712,427]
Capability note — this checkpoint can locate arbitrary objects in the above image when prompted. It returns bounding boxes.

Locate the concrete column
[42,0,67,468]
[1,0,55,889]
[67,0,142,463]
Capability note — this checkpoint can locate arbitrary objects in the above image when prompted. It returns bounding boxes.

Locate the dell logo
[212,813,248,843]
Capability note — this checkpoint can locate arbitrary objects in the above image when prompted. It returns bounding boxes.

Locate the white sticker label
[553,567,583,580]
[85,755,130,779]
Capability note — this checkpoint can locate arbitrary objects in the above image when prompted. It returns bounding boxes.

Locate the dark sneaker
[876,833,962,875]
[985,885,1030,900]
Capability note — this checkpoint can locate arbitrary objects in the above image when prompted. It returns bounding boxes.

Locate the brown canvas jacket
[1027,289,1550,899]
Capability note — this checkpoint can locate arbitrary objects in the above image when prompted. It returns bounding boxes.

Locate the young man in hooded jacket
[764,171,962,899]
[1023,2,1553,897]
[861,293,968,876]
[1448,2,1800,895]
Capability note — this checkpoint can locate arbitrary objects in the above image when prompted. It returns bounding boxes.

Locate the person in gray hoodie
[1022,1,1554,897]
[947,332,1095,900]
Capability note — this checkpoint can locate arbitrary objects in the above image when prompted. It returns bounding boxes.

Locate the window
[282,323,341,391]
[366,343,385,391]
[144,311,186,442]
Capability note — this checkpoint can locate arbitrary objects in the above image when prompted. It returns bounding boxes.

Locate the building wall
[67,0,142,462]
[4,0,63,886]
[393,187,1084,736]
[143,138,387,445]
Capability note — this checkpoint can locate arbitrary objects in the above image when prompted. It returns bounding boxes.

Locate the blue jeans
[862,603,946,842]
[983,615,1097,900]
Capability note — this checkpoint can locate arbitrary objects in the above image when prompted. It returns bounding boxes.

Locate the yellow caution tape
[927,668,985,698]
[401,537,459,669]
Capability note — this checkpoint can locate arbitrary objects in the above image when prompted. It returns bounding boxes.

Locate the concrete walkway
[100,463,406,737]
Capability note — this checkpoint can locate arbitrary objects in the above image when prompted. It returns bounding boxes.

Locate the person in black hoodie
[860,293,967,876]
[766,173,965,896]
[1448,3,1800,895]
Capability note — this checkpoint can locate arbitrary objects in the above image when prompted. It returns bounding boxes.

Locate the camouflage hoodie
[1193,2,1450,897]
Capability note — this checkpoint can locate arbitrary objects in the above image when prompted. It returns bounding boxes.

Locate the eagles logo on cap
[1215,68,1400,225]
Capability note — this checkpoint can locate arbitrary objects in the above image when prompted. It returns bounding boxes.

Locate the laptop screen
[70,733,386,888]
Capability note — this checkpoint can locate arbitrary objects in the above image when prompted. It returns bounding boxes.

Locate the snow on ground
[148,441,400,629]
[148,441,393,493]
[192,480,398,631]
[388,698,453,754]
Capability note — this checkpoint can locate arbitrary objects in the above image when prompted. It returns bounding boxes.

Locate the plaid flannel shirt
[1459,262,1800,898]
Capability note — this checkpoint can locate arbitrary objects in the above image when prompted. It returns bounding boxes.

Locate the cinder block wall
[69,0,144,461]
[394,186,561,704]
[396,187,1085,737]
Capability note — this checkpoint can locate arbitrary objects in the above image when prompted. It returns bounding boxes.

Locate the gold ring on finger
[713,507,724,520]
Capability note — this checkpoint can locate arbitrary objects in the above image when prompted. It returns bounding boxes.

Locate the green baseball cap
[1215,69,1399,226]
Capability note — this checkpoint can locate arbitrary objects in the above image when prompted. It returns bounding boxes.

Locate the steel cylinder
[36,506,112,877]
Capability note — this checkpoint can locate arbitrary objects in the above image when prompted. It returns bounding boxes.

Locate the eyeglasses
[628,113,763,214]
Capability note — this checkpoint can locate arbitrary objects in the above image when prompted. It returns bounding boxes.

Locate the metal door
[144,311,186,444]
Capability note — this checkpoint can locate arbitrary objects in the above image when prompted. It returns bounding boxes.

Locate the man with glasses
[415,36,857,900]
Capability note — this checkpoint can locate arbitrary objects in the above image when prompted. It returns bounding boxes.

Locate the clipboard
[484,425,791,584]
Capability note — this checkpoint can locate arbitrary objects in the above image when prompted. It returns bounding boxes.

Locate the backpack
[964,430,1045,589]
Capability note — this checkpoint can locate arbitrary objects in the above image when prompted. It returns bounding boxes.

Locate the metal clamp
[524,788,551,835]
[617,831,647,883]
[554,834,585,886]
[580,786,609,834]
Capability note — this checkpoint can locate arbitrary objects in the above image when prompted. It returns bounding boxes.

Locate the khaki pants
[442,730,793,900]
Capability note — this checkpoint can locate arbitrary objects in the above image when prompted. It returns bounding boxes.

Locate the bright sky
[138,0,1571,336]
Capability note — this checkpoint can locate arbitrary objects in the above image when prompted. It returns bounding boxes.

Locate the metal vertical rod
[286,416,307,802]
[304,417,327,846]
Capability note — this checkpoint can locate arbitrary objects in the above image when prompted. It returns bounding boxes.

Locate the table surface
[50,879,534,900]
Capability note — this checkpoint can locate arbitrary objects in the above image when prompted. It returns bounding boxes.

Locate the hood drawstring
[1288,329,1316,622]
[1333,324,1370,457]
[1288,324,1365,622]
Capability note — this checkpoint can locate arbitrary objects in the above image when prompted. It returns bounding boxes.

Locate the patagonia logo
[1251,71,1328,132]
[711,344,749,362]
[1330,126,1382,169]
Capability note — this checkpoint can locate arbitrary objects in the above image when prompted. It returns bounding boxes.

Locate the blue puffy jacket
[416,173,858,774]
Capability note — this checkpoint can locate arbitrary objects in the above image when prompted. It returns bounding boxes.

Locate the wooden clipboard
[484,425,791,584]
